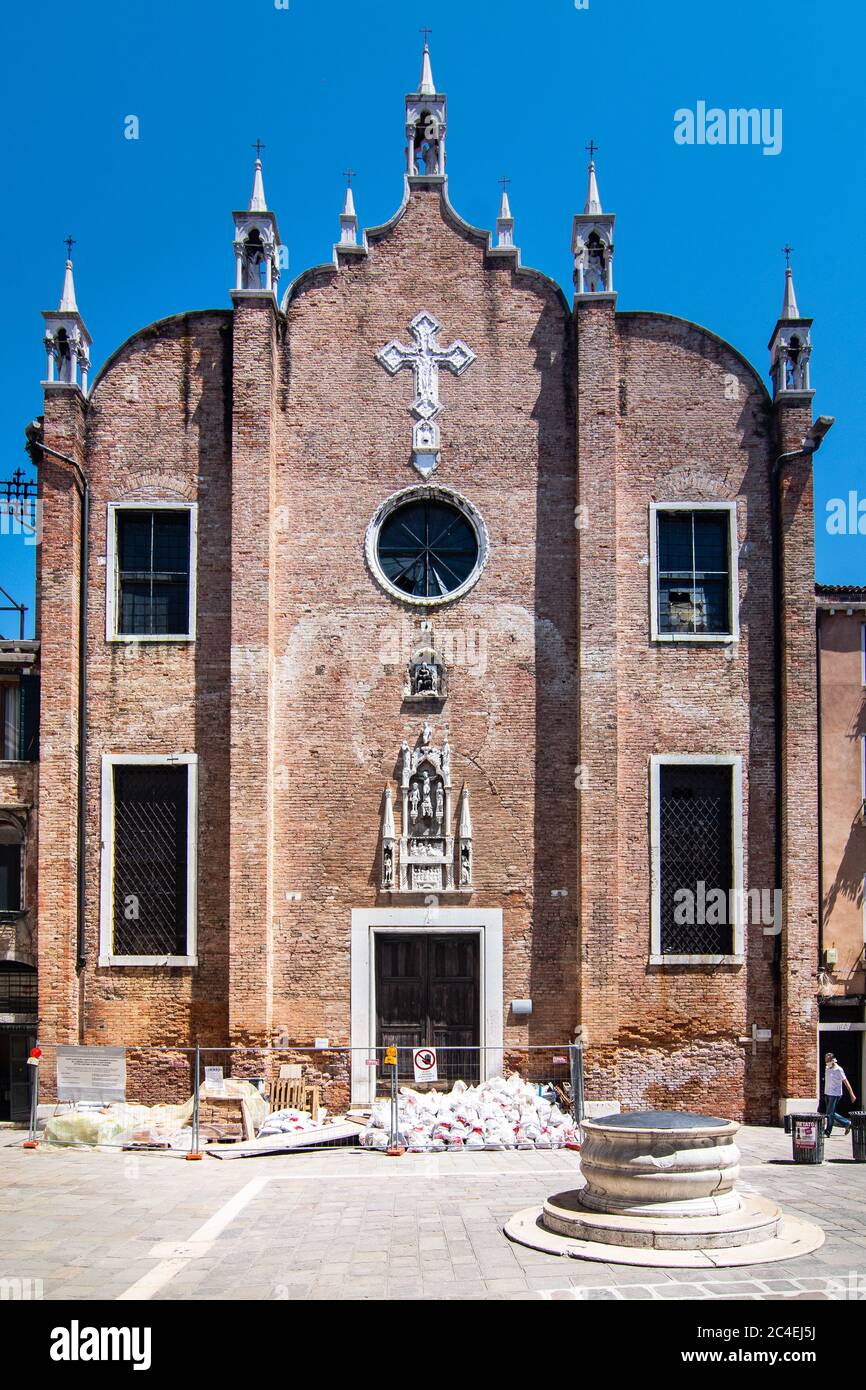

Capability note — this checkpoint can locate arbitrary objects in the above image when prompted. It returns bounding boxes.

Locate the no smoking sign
[413,1047,438,1083]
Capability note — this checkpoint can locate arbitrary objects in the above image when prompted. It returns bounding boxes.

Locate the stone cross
[377,311,475,476]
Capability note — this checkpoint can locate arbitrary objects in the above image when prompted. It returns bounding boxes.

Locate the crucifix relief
[377,311,475,477]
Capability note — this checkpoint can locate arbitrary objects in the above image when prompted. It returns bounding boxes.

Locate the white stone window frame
[350,907,503,1105]
[649,500,740,644]
[105,501,198,643]
[649,753,745,966]
[364,484,490,608]
[98,752,198,967]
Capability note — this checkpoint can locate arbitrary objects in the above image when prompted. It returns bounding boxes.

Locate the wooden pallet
[268,1077,320,1121]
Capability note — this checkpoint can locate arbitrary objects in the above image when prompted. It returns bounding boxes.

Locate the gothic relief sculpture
[379,728,473,892]
[404,644,447,702]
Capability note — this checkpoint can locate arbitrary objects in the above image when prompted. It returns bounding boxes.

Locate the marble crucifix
[376,310,475,476]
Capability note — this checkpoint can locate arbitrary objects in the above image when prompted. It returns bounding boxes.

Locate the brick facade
[28,165,824,1119]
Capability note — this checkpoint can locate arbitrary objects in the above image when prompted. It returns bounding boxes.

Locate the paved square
[0,1124,863,1300]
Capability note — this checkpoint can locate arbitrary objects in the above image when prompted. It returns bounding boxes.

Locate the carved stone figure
[420,772,433,819]
[409,783,420,822]
[383,845,394,887]
[461,844,471,885]
[435,783,444,826]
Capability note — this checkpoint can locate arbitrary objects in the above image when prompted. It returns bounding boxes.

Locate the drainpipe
[770,415,834,1004]
[26,427,89,972]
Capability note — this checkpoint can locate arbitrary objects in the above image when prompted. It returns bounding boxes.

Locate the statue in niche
[421,721,434,751]
[442,741,451,778]
[401,742,411,780]
[409,783,420,823]
[460,844,471,885]
[420,771,433,820]
[435,784,444,827]
[383,845,394,888]
[414,661,437,695]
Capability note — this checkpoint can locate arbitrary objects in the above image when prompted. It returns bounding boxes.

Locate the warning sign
[413,1047,438,1083]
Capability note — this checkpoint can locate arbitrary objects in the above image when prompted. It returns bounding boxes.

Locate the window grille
[0,964,36,1011]
[659,763,734,955]
[657,510,731,635]
[113,766,188,955]
[117,510,191,636]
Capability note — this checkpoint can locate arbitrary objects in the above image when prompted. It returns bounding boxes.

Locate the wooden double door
[375,933,480,1085]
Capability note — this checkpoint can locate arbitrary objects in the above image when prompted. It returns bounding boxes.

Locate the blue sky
[1,0,864,637]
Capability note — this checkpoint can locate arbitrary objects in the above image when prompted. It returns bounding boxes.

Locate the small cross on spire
[252,139,266,160]
[420,25,433,43]
[782,244,793,268]
[499,175,511,192]
[64,235,76,261]
[343,167,356,188]
[585,140,599,164]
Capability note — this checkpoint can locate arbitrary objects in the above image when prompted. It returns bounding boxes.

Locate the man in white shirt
[824,1052,856,1135]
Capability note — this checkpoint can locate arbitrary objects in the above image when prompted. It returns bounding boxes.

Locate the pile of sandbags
[258,1106,330,1136]
[358,1074,578,1152]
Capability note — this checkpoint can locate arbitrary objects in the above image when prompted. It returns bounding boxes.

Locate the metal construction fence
[20,1041,586,1156]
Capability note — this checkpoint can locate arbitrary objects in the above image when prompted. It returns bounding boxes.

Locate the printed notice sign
[56,1046,127,1103]
[413,1047,438,1083]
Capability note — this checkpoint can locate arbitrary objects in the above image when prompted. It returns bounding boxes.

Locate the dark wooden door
[376,934,479,1085]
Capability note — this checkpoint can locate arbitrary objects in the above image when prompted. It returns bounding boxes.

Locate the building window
[107,505,197,641]
[99,755,198,965]
[0,683,19,760]
[650,503,739,642]
[0,962,37,1011]
[365,485,489,607]
[650,755,744,964]
[0,816,24,913]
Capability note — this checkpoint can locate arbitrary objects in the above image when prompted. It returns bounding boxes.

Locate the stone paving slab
[0,1125,864,1300]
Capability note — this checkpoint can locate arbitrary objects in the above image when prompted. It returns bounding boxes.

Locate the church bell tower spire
[769,247,813,399]
[42,239,92,392]
[406,32,446,178]
[572,143,615,298]
[232,143,283,297]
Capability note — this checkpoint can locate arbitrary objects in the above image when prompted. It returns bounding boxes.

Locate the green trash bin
[791,1113,825,1164]
[850,1111,866,1164]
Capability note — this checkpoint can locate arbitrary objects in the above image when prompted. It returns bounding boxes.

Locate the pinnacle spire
[418,35,436,95]
[781,264,800,318]
[499,187,512,221]
[584,160,602,216]
[249,160,266,212]
[496,177,515,249]
[342,183,356,218]
[59,258,78,313]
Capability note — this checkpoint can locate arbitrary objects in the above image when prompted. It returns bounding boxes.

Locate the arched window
[414,112,440,174]
[243,229,265,289]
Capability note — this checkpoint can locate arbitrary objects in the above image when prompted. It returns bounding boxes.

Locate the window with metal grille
[656,510,732,635]
[116,510,191,636]
[659,763,734,955]
[0,963,36,1011]
[113,765,188,955]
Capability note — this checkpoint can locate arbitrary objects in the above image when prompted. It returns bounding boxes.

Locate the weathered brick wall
[37,387,85,1044]
[65,311,232,1051]
[30,182,821,1119]
[606,314,780,1121]
[776,400,820,1102]
[271,185,578,1050]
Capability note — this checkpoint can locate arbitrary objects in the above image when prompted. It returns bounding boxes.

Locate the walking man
[824,1051,856,1135]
